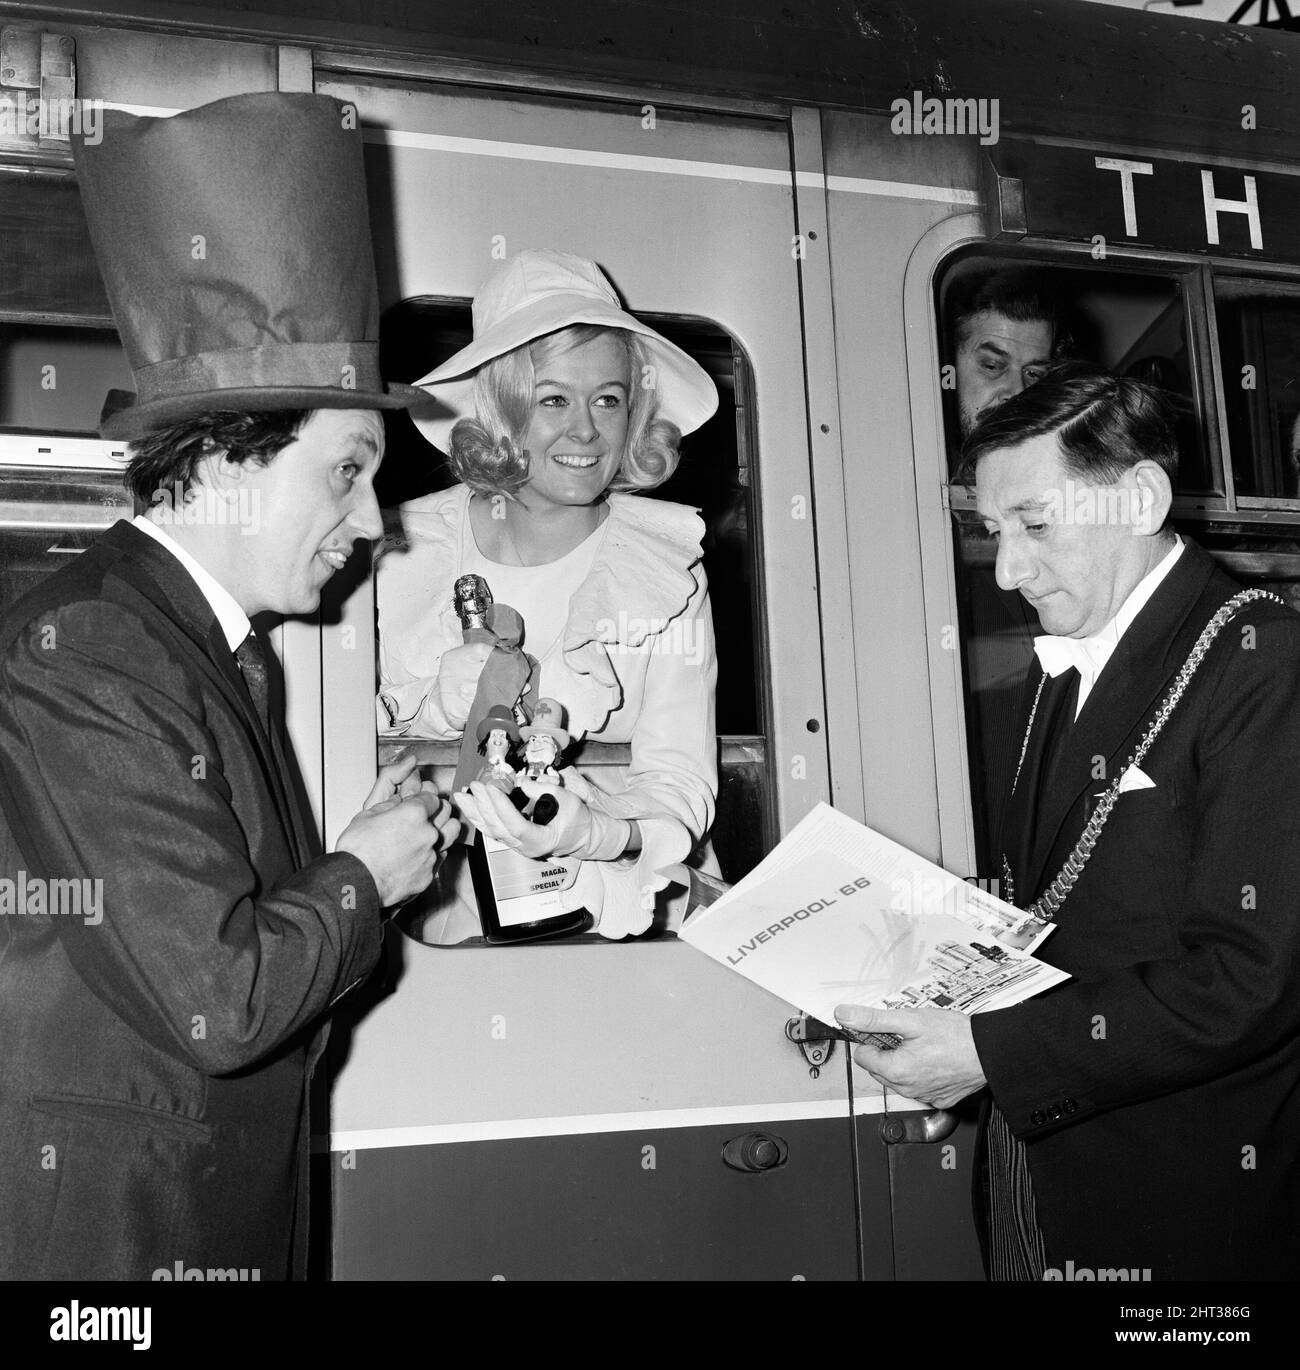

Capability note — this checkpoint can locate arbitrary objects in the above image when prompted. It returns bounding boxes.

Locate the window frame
[367,302,776,946]
[1205,268,1300,512]
[916,232,1300,876]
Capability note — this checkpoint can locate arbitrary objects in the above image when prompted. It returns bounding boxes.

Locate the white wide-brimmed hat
[411,249,719,452]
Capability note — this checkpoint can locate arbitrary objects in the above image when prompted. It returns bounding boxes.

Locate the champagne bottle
[454,575,586,944]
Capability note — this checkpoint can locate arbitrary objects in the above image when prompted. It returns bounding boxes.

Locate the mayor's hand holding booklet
[674,803,1068,1052]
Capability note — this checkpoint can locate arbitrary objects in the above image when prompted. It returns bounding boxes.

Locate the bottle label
[482,834,580,928]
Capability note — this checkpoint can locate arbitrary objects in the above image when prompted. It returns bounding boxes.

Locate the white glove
[433,642,494,732]
[457,779,632,862]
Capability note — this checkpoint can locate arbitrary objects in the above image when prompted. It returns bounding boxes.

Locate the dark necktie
[234,631,271,736]
[1036,669,1081,816]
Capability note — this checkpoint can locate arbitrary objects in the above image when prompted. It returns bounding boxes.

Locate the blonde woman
[378,249,719,940]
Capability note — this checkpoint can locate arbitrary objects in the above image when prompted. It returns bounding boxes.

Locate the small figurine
[516,699,571,824]
[518,698,571,784]
[475,705,521,793]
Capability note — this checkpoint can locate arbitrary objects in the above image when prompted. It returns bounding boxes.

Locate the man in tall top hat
[838,365,1300,1281]
[0,92,458,1280]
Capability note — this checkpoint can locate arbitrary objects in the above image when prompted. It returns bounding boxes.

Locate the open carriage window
[937,253,1200,870]
[938,256,1208,489]
[375,299,767,941]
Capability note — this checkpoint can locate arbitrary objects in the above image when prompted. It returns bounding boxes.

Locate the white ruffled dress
[376,484,719,940]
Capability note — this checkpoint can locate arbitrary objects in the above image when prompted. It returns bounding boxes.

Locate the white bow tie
[1033,634,1116,682]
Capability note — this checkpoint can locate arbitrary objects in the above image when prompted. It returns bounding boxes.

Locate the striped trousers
[983,1099,1047,1281]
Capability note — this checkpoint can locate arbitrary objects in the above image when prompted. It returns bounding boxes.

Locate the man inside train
[946,265,1080,839]
[839,364,1300,1282]
[946,264,1074,439]
[0,93,459,1280]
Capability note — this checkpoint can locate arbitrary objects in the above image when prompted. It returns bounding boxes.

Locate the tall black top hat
[71,92,423,440]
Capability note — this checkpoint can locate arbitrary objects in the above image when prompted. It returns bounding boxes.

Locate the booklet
[678,803,1068,1026]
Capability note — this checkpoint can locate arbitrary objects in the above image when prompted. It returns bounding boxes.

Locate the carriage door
[303,67,890,1279]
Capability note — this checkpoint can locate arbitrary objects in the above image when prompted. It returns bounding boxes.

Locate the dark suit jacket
[972,539,1300,1280]
[0,520,383,1280]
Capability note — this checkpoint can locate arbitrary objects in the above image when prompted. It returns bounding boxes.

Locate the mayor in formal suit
[838,364,1300,1281]
[0,93,459,1280]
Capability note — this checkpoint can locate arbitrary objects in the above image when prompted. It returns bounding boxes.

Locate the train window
[0,461,132,607]
[937,253,1202,868]
[1213,279,1300,502]
[938,256,1208,489]
[375,298,763,944]
[0,322,135,606]
[0,322,132,436]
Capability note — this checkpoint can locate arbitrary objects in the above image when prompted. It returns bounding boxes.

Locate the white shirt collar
[1033,536,1184,705]
[131,514,251,653]
[1109,534,1185,645]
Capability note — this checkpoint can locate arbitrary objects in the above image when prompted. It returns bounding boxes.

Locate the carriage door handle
[722,1132,789,1172]
[879,1110,960,1145]
[787,1014,959,1144]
